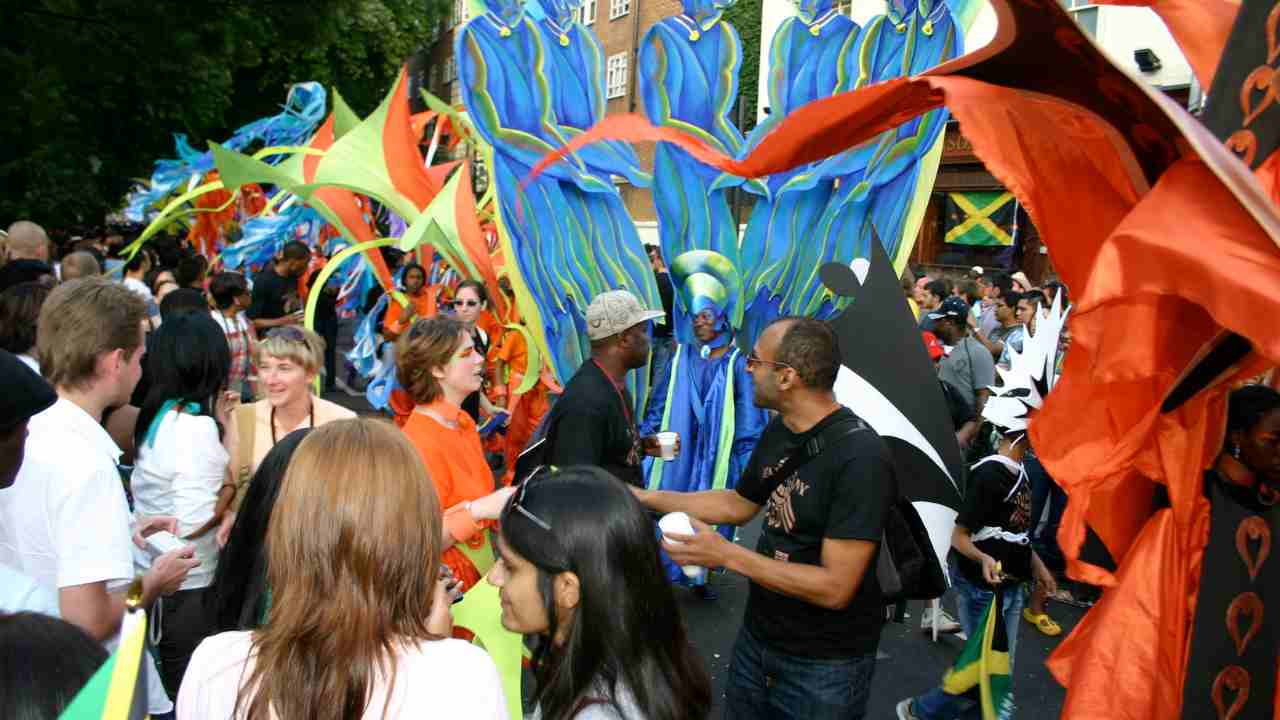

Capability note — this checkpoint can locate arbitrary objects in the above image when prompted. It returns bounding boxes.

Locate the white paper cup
[658,512,704,580]
[656,431,678,460]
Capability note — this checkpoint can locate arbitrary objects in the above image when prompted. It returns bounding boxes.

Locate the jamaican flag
[59,608,148,720]
[944,192,1017,246]
[940,588,1011,719]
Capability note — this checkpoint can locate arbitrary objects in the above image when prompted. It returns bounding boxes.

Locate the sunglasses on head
[453,299,480,308]
[511,466,554,531]
[266,326,306,342]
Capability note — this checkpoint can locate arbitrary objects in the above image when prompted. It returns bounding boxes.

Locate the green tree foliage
[723,0,761,135]
[0,0,448,227]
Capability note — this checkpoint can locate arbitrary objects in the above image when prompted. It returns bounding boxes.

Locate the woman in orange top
[396,315,515,591]
[383,263,443,340]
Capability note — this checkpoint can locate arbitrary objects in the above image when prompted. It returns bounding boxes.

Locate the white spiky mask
[981,290,1069,433]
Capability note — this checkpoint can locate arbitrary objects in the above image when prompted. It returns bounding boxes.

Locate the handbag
[789,419,948,604]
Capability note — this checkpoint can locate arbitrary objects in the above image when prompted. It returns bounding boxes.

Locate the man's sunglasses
[745,352,793,371]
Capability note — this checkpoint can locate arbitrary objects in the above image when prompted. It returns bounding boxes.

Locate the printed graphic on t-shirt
[765,475,810,533]
[1008,479,1032,533]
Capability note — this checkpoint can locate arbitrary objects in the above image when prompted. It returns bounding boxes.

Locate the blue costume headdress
[670,250,741,353]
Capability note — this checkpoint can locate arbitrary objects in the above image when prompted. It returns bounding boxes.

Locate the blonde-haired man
[0,277,196,714]
[5,221,52,263]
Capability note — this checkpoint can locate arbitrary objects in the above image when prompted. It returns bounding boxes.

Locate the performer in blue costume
[458,0,660,404]
[638,0,748,276]
[641,251,768,589]
[730,0,863,348]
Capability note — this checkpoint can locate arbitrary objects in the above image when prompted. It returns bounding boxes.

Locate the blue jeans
[1026,452,1067,572]
[910,572,1027,720]
[724,625,877,720]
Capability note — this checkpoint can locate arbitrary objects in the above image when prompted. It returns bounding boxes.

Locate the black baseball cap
[927,296,971,322]
[0,350,56,431]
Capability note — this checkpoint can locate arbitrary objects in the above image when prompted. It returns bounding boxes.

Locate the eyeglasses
[453,300,480,308]
[745,352,793,371]
[266,326,306,342]
[511,467,554,531]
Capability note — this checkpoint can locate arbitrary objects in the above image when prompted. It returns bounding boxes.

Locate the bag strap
[232,403,258,510]
[771,416,869,481]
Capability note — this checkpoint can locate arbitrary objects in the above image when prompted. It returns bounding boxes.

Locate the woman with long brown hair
[177,419,507,719]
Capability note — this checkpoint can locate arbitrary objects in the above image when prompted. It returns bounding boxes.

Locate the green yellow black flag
[944,192,1017,246]
[940,587,1011,719]
[59,603,148,720]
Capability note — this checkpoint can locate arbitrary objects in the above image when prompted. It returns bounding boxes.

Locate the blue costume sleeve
[729,353,766,481]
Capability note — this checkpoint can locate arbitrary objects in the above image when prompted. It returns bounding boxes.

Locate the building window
[579,0,597,25]
[606,52,628,99]
[445,56,457,83]
[452,0,469,26]
[430,63,440,90]
[609,0,629,20]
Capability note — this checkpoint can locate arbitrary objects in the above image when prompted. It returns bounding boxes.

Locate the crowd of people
[0,215,1277,720]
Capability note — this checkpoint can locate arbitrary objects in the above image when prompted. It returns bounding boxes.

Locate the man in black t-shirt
[246,241,310,332]
[636,317,895,720]
[544,289,673,487]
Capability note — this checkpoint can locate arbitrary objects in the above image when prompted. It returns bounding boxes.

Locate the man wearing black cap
[931,296,996,417]
[0,350,59,613]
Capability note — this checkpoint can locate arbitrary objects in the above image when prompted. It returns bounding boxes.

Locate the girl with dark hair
[383,262,445,340]
[452,279,501,422]
[206,428,310,633]
[491,466,712,720]
[0,612,108,720]
[131,312,238,698]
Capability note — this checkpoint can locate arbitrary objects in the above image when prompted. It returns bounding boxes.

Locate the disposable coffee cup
[656,431,678,460]
[658,512,704,580]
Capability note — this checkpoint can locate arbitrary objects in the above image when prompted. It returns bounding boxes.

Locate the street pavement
[676,515,1086,718]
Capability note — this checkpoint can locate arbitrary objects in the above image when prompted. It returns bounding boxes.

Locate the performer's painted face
[692,309,723,344]
[1233,407,1280,484]
[537,0,581,25]
[790,0,833,23]
[483,0,526,27]
[683,0,732,19]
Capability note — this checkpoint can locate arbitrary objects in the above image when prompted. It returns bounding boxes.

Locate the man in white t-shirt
[0,278,197,713]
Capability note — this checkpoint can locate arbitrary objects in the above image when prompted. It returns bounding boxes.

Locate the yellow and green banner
[60,609,147,720]
[940,588,1012,719]
[944,191,1017,246]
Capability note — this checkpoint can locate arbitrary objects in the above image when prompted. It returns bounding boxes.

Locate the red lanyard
[592,360,632,426]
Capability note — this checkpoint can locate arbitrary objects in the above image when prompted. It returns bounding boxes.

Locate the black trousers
[150,586,213,699]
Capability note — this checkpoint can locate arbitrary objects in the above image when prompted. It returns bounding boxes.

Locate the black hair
[175,255,206,288]
[208,428,311,632]
[209,272,249,310]
[454,279,488,305]
[133,313,231,450]
[958,280,981,305]
[0,612,108,720]
[0,260,54,294]
[0,283,51,354]
[773,317,841,390]
[1000,290,1023,309]
[159,287,209,321]
[1227,385,1280,436]
[989,271,1013,298]
[1043,280,1070,308]
[925,279,950,301]
[401,262,427,287]
[124,251,150,274]
[499,467,711,720]
[281,241,310,262]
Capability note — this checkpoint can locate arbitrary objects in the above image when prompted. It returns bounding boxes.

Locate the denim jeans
[910,572,1027,720]
[1026,451,1067,572]
[724,625,877,720]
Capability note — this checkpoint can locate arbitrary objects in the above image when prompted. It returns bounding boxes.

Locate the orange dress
[400,399,496,591]
[382,289,439,338]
